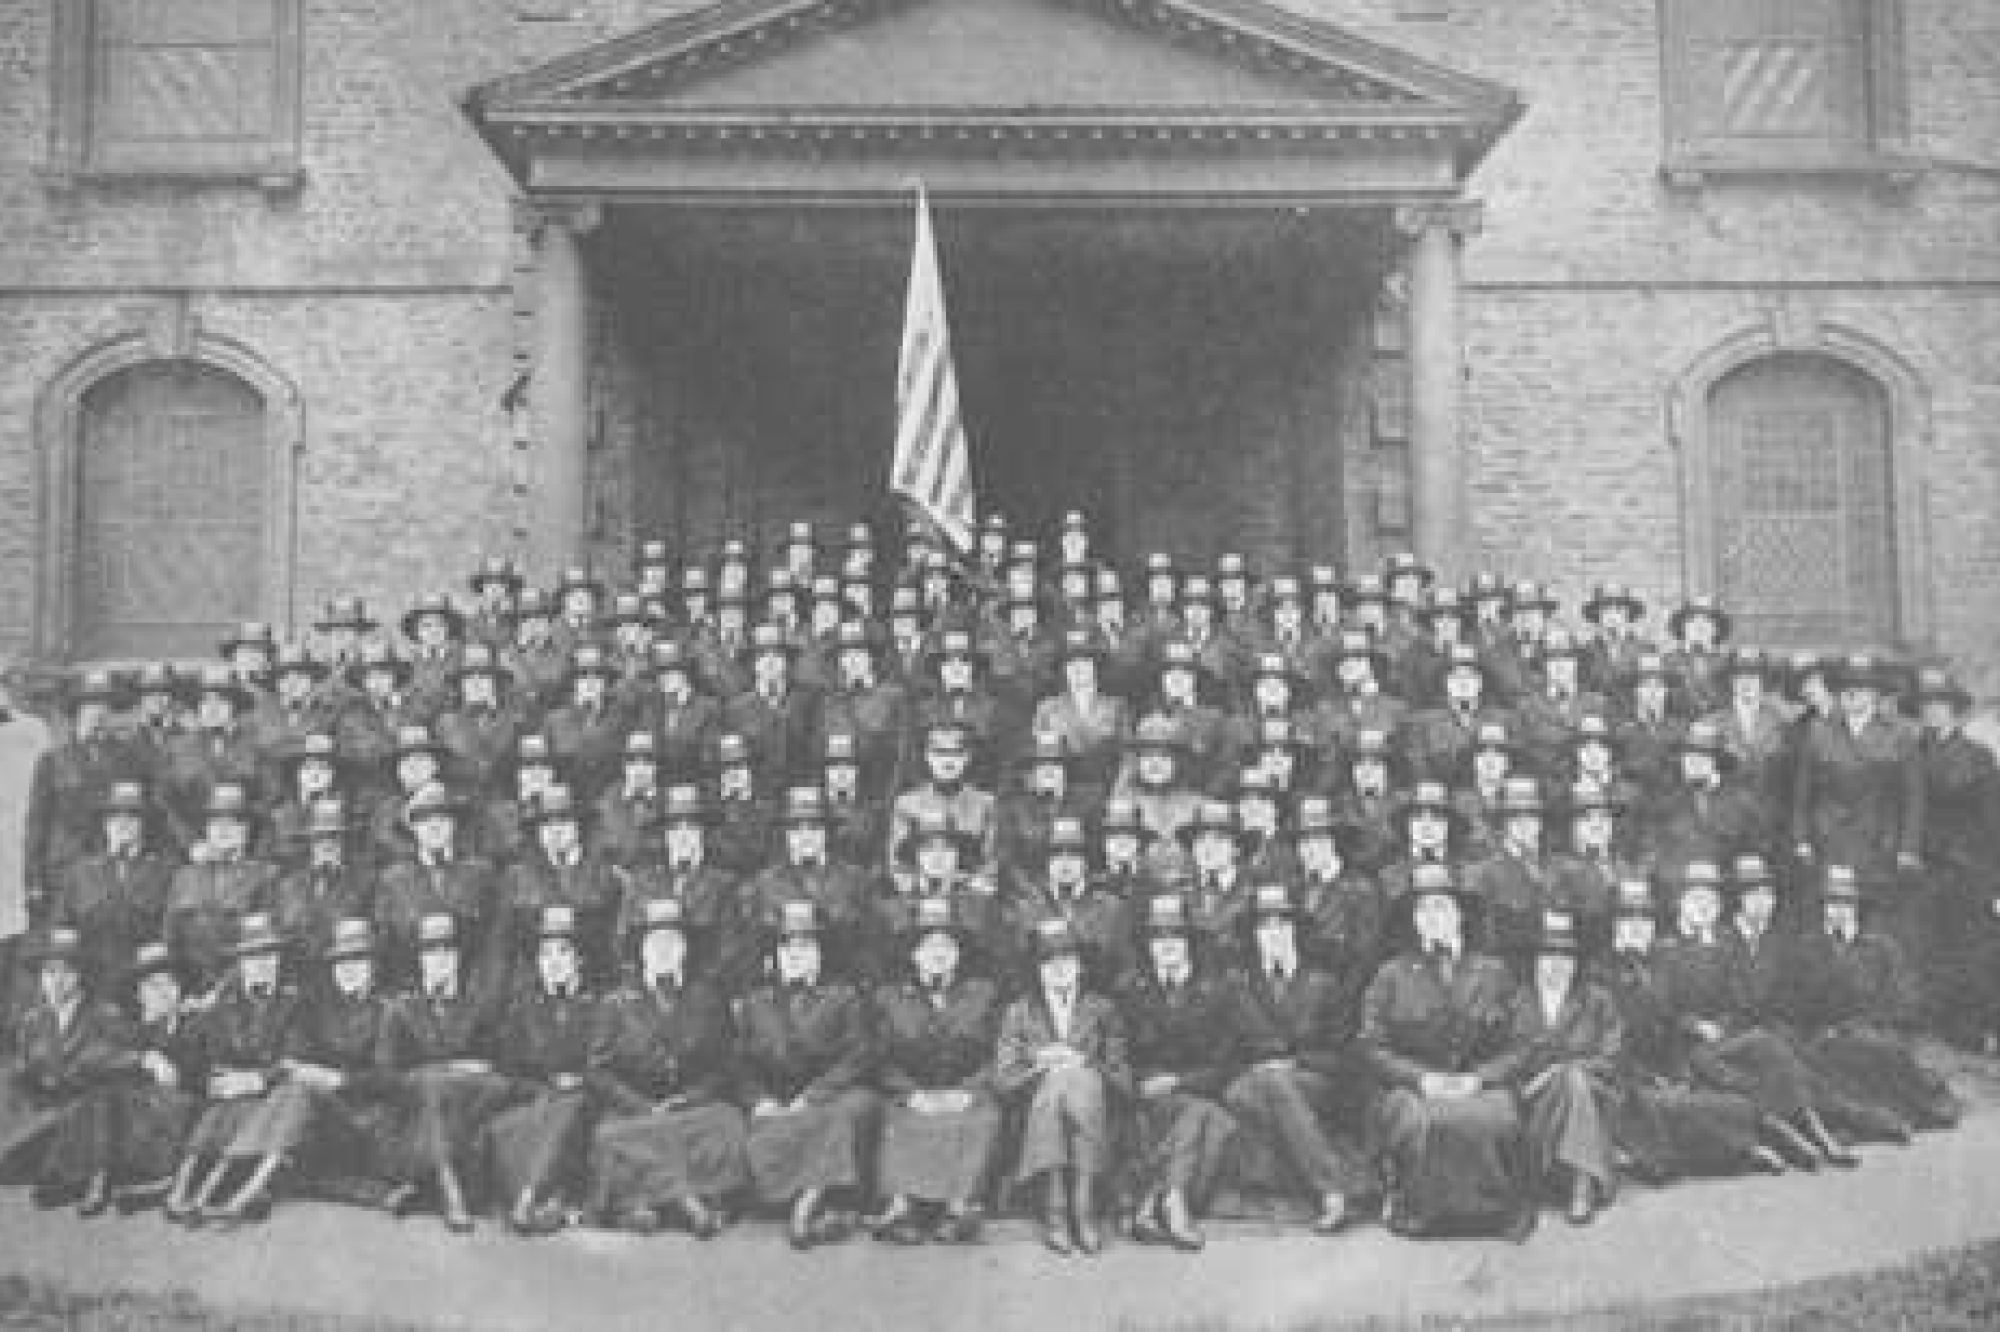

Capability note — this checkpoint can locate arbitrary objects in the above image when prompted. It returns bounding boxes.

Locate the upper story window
[1659,0,1914,184]
[48,0,303,188]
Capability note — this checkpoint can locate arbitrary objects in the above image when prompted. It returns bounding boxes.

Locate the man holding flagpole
[892,186,978,558]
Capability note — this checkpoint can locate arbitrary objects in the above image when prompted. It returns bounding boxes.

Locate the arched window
[74,361,270,659]
[1708,353,1896,646]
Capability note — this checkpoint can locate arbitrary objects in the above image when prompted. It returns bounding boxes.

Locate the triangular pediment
[474,0,1519,130]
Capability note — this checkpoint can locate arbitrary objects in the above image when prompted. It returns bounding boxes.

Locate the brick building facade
[1,1,1995,684]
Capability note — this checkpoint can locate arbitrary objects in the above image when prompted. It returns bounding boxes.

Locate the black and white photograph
[0,0,1996,1328]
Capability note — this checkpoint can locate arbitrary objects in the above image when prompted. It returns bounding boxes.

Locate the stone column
[525,201,599,579]
[1394,200,1482,581]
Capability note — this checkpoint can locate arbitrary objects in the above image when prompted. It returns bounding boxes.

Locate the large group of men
[0,508,1993,1254]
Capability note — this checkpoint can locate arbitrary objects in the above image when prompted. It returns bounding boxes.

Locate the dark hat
[923,724,970,756]
[1046,815,1091,856]
[555,567,605,601]
[1248,882,1301,920]
[1400,860,1475,907]
[1099,797,1150,839]
[1671,860,1726,902]
[303,796,351,840]
[400,593,465,642]
[271,642,326,683]
[218,620,278,658]
[1180,574,1218,606]
[468,555,524,594]
[566,643,614,683]
[775,899,822,939]
[1142,894,1192,938]
[681,566,712,595]
[354,642,413,687]
[536,904,581,942]
[1509,580,1558,614]
[1570,714,1616,752]
[230,913,284,958]
[1441,642,1486,681]
[830,620,876,656]
[1822,864,1863,905]
[1632,651,1670,682]
[96,779,151,818]
[1031,916,1082,960]
[1829,652,1894,695]
[1342,573,1389,608]
[1348,727,1394,762]
[928,628,985,668]
[202,781,257,824]
[1249,651,1301,686]
[1235,765,1281,800]
[1472,721,1519,757]
[1495,775,1545,818]
[1672,719,1731,760]
[403,782,466,826]
[527,784,586,828]
[129,940,182,985]
[1294,796,1338,839]
[26,926,84,967]
[1056,628,1106,667]
[1668,596,1733,642]
[713,731,754,768]
[1307,564,1340,594]
[515,732,559,771]
[1535,910,1580,956]
[1215,551,1249,581]
[1909,666,1973,713]
[132,661,190,701]
[1393,780,1458,833]
[779,786,829,827]
[65,664,130,716]
[821,731,861,767]
[191,663,253,710]
[393,724,446,762]
[1018,730,1072,769]
[1265,573,1302,606]
[1178,799,1240,847]
[1565,778,1626,817]
[1582,581,1646,623]
[606,592,656,629]
[1143,551,1175,578]
[660,783,711,826]
[647,639,693,677]
[326,918,377,964]
[634,896,688,937]
[1613,878,1656,920]
[621,730,660,764]
[451,642,511,686]
[1383,551,1434,590]
[1731,854,1776,891]
[315,598,378,633]
[902,894,969,945]
[416,913,460,952]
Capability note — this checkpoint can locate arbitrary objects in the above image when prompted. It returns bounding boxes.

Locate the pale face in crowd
[787,822,828,866]
[197,693,235,730]
[1573,808,1615,853]
[656,667,690,703]
[1029,761,1065,798]
[1272,602,1303,639]
[718,762,754,800]
[103,811,143,855]
[768,592,799,626]
[397,751,439,792]
[1431,615,1463,647]
[561,587,595,623]
[413,812,456,857]
[419,946,459,996]
[231,646,271,681]
[324,624,363,659]
[1064,656,1097,694]
[1096,598,1124,633]
[1335,657,1372,693]
[1191,831,1236,875]
[1679,888,1722,935]
[1681,614,1718,650]
[1253,675,1289,714]
[1040,952,1080,994]
[716,604,746,638]
[573,672,608,708]
[1839,685,1878,727]
[1535,951,1576,993]
[1409,810,1449,853]
[939,656,974,693]
[1353,600,1387,633]
[240,949,281,994]
[1545,656,1579,694]
[1049,848,1088,889]
[1146,574,1176,607]
[39,957,81,1009]
[641,927,688,981]
[1102,831,1141,868]
[1412,893,1462,950]
[1254,916,1296,966]
[837,646,873,689]
[1635,675,1670,715]
[518,762,555,800]
[1182,601,1214,635]
[207,816,248,859]
[1738,884,1776,933]
[1577,739,1613,777]
[1613,914,1654,955]
[1060,569,1090,604]
[1445,668,1482,707]
[137,970,182,1023]
[1007,603,1039,636]
[810,600,843,638]
[926,748,968,787]
[1680,751,1718,786]
[1920,699,1960,734]
[913,930,959,985]
[776,934,821,985]
[516,613,552,647]
[1504,813,1541,853]
[1512,605,1547,639]
[1149,933,1191,976]
[537,937,580,992]
[538,817,581,861]
[413,615,451,651]
[1473,747,1510,787]
[332,955,373,998]
[309,834,344,868]
[298,757,334,798]
[1351,756,1389,796]
[664,822,703,866]
[1596,604,1630,635]
[913,836,959,885]
[824,761,859,801]
[1825,900,1860,938]
[362,667,399,703]
[277,670,315,707]
[1060,529,1089,566]
[1732,673,1764,708]
[1238,795,1278,837]
[1297,833,1342,878]
[1160,667,1196,707]
[614,622,651,654]
[623,756,658,795]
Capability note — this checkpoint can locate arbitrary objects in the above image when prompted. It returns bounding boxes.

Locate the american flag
[891,186,976,554]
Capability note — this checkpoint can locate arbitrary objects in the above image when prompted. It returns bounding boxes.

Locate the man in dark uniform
[402,592,468,723]
[52,779,175,993]
[1006,815,1134,991]
[465,554,523,653]
[723,624,821,794]
[544,644,627,801]
[591,731,665,869]
[164,783,279,995]
[1907,668,2000,1045]
[433,643,521,798]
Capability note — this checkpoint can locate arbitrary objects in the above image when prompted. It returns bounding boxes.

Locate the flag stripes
[891,186,976,553]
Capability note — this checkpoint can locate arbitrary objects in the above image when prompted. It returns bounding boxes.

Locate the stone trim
[32,324,304,660]
[1667,316,1935,649]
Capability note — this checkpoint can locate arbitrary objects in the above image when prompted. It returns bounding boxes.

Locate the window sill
[1661,152,1924,192]
[40,162,305,195]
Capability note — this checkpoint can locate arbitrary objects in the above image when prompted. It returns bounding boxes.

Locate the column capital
[1392,198,1484,242]
[511,196,604,243]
